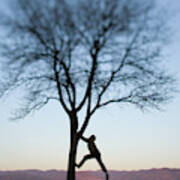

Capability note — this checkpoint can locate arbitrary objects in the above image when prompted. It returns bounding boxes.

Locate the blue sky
[0,0,180,171]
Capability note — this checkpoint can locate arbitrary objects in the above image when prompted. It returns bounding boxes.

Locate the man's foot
[105,172,109,180]
[75,163,80,168]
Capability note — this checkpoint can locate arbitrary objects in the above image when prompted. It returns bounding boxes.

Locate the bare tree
[0,0,175,180]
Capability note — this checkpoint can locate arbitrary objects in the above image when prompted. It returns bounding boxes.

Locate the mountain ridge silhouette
[0,168,180,180]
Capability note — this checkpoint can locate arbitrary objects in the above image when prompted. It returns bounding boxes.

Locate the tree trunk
[67,139,78,180]
[67,114,79,180]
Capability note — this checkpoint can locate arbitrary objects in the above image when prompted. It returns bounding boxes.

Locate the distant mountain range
[0,168,180,180]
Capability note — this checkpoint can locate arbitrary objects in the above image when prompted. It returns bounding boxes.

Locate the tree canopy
[0,0,174,119]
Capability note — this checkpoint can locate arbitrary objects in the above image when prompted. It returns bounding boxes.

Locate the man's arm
[81,136,89,143]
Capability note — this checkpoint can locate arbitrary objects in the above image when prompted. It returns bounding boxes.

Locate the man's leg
[96,156,109,180]
[97,156,107,172]
[76,154,94,168]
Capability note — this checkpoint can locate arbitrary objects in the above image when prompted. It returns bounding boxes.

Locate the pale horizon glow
[0,0,180,171]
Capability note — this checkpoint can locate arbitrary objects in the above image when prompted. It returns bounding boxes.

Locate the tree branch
[53,51,70,114]
[76,48,98,112]
[60,60,76,109]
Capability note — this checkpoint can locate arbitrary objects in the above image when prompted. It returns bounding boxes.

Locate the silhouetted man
[76,135,109,180]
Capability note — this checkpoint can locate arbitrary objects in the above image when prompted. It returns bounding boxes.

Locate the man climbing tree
[0,0,176,180]
[76,135,109,180]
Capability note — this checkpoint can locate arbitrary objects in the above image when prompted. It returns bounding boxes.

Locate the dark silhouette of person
[76,135,109,180]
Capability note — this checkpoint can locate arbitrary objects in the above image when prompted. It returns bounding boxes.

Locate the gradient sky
[0,0,180,171]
